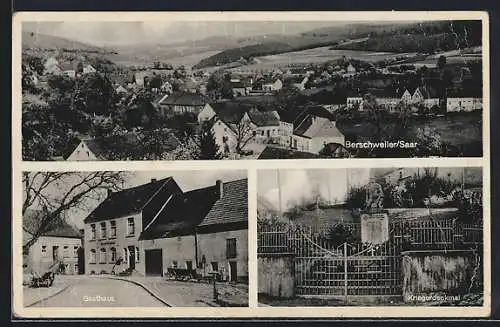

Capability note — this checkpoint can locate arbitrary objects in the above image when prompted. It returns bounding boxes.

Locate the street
[27,276,166,307]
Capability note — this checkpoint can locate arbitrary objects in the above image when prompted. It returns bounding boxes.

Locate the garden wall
[401,249,480,303]
[258,253,295,298]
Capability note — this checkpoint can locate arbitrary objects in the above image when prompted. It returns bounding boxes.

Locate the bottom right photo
[257,167,484,307]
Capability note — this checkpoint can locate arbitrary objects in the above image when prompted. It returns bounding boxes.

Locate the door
[229,261,237,282]
[52,246,59,262]
[128,246,135,270]
[145,249,163,276]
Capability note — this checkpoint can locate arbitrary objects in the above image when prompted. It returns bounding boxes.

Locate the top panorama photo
[20,19,484,161]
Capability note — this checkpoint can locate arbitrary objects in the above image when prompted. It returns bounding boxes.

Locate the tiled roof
[209,102,248,125]
[139,185,219,240]
[158,91,208,106]
[284,75,306,84]
[280,106,334,125]
[293,116,344,139]
[23,209,82,242]
[198,179,248,227]
[77,130,180,160]
[84,177,177,223]
[247,110,280,127]
[258,146,321,159]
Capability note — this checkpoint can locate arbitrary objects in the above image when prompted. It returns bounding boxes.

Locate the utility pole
[277,169,282,216]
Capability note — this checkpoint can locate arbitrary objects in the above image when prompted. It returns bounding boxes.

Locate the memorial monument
[361,180,389,244]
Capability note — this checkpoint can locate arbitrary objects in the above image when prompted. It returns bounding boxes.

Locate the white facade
[211,119,238,153]
[346,97,364,110]
[446,98,482,112]
[63,70,76,78]
[83,65,97,74]
[291,134,345,154]
[84,213,144,275]
[24,235,82,275]
[262,79,283,92]
[66,141,100,161]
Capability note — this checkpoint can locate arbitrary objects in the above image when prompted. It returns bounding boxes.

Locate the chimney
[151,178,157,183]
[215,180,223,199]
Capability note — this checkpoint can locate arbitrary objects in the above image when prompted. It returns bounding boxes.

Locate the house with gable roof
[283,106,345,154]
[198,101,283,153]
[66,131,180,161]
[140,178,248,282]
[23,209,83,276]
[83,176,248,282]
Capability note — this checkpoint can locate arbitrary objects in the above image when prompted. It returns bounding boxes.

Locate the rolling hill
[22,31,116,54]
[193,20,483,69]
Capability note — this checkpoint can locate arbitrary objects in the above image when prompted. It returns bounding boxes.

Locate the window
[109,220,116,238]
[63,245,69,258]
[211,262,218,272]
[186,261,193,270]
[41,245,47,256]
[73,246,79,258]
[89,249,96,264]
[399,171,403,179]
[127,218,135,236]
[100,222,107,239]
[99,248,106,264]
[172,260,178,268]
[136,247,140,262]
[226,238,237,259]
[90,224,96,240]
[110,247,117,263]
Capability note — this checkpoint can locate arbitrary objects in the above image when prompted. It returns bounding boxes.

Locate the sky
[26,170,247,229]
[258,168,371,212]
[22,21,364,46]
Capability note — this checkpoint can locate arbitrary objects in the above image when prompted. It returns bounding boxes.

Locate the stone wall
[402,250,480,302]
[258,253,295,298]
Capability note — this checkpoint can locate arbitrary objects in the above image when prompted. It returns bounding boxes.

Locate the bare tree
[22,171,127,252]
[234,119,256,154]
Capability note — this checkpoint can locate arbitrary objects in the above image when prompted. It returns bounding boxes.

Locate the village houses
[347,86,440,112]
[198,101,283,153]
[446,89,482,112]
[83,177,248,282]
[157,91,209,116]
[66,131,181,161]
[23,209,83,276]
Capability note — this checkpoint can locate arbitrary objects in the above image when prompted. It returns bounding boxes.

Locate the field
[108,49,222,68]
[228,47,417,71]
[338,112,482,156]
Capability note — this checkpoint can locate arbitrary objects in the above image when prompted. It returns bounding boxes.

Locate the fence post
[344,242,348,305]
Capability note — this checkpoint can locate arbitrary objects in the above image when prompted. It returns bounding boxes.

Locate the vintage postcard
[11,11,490,319]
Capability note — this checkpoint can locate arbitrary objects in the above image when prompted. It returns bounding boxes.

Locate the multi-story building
[83,177,183,275]
[83,177,249,283]
[140,178,248,282]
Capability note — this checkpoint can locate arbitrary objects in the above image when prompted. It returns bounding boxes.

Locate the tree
[22,171,127,252]
[76,61,84,74]
[197,121,222,160]
[234,119,256,154]
[437,55,447,70]
[73,73,115,116]
[413,126,445,157]
[363,93,385,143]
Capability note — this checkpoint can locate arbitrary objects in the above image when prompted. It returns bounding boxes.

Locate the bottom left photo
[19,169,249,308]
